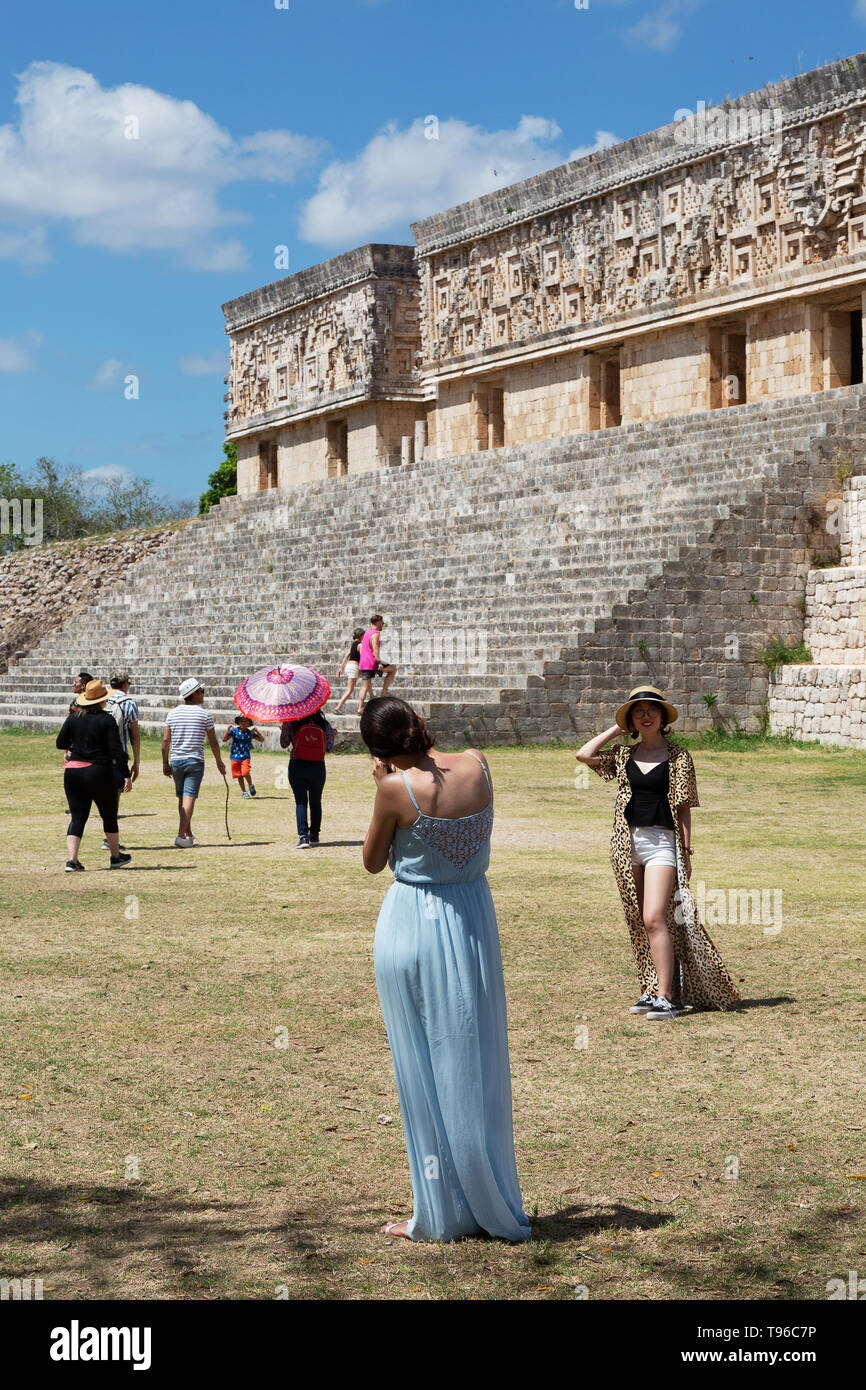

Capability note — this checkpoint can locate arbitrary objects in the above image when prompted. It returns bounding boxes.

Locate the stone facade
[225,54,866,487]
[223,244,425,491]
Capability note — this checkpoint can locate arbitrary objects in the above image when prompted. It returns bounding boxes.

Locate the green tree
[199,441,238,514]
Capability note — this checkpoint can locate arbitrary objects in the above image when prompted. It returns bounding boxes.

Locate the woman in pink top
[356,614,397,715]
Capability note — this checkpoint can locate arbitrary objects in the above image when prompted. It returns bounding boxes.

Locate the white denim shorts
[344,661,360,680]
[630,825,677,869]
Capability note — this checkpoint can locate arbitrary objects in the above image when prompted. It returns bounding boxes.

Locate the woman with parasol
[234,663,332,849]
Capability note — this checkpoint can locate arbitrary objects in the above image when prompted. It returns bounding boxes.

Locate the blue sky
[2,0,865,503]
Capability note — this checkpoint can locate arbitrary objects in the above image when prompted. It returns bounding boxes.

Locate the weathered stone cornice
[222,243,417,333]
[411,53,866,256]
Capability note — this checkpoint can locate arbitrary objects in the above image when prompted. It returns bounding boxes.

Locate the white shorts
[344,661,360,680]
[630,826,677,869]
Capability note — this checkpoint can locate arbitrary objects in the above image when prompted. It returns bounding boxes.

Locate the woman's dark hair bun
[360,696,434,759]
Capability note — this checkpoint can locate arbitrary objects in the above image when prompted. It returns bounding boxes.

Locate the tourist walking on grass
[362,695,530,1243]
[68,671,93,716]
[103,671,141,851]
[356,615,397,715]
[162,678,226,847]
[222,714,263,797]
[334,627,365,713]
[280,709,334,847]
[576,685,740,1020]
[56,680,131,871]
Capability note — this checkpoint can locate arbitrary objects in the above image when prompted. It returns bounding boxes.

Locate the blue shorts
[171,759,205,799]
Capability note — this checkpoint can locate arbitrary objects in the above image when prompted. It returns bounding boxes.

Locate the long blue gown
[373,754,531,1242]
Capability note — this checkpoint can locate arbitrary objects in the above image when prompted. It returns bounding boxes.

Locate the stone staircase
[769,474,866,748]
[1,387,865,747]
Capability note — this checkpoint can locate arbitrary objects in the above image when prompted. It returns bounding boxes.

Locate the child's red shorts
[231,758,251,779]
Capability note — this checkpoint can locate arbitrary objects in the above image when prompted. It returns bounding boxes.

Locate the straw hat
[615,685,678,731]
[76,679,110,707]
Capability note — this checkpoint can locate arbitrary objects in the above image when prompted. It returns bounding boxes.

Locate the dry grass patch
[1,731,864,1299]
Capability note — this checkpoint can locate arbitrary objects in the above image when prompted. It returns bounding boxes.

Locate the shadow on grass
[735,996,795,1011]
[0,1175,352,1298]
[534,1201,676,1242]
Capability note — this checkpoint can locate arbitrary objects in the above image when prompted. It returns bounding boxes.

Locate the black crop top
[349,641,361,662]
[624,756,675,829]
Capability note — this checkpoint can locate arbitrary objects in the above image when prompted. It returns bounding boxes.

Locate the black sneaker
[629,993,654,1014]
[65,860,85,872]
[646,995,678,1021]
[309,835,320,846]
[295,835,310,849]
[109,853,132,869]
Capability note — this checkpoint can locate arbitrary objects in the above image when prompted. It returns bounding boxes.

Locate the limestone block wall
[748,302,810,400]
[621,324,708,422]
[769,474,866,747]
[804,567,866,663]
[429,379,474,459]
[236,437,259,495]
[840,473,866,562]
[767,665,865,746]
[503,352,587,443]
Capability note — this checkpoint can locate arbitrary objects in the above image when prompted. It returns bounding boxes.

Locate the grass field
[1,728,864,1301]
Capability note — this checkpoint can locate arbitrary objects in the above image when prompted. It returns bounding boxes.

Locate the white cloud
[299,114,594,246]
[81,464,137,486]
[0,61,323,269]
[179,350,228,376]
[567,130,621,162]
[88,359,128,391]
[625,0,700,51]
[0,330,41,372]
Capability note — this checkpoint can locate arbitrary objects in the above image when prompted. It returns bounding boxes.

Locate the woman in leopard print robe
[579,705,740,1013]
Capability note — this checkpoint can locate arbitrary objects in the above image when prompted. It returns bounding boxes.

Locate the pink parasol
[234,663,330,723]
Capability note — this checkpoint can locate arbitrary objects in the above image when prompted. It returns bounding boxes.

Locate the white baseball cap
[178,677,203,699]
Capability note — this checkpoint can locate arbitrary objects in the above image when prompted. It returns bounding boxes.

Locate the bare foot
[380,1219,411,1239]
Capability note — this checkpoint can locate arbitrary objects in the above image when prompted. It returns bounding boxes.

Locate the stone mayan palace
[225,59,866,488]
[0,54,864,747]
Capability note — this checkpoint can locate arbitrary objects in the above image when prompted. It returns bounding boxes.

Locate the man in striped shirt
[162,678,226,847]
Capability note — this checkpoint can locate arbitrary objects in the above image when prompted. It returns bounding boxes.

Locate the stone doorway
[326,419,349,477]
[258,440,278,490]
[472,380,505,451]
[599,350,621,428]
[708,323,748,408]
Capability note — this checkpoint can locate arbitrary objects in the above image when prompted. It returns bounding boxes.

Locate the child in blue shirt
[222,715,264,798]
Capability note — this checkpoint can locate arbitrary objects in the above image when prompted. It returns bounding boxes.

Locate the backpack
[293,722,327,761]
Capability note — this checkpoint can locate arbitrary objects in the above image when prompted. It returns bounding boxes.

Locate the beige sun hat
[615,685,678,731]
[76,679,110,707]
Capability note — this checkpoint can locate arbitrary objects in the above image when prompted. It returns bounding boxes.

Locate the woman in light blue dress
[361,696,531,1244]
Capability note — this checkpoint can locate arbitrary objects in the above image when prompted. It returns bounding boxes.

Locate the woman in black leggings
[56,679,131,871]
[280,710,332,848]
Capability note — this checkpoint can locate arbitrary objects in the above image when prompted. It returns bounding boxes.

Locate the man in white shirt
[162,678,226,847]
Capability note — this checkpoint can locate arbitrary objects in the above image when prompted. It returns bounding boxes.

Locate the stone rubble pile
[0,526,188,674]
